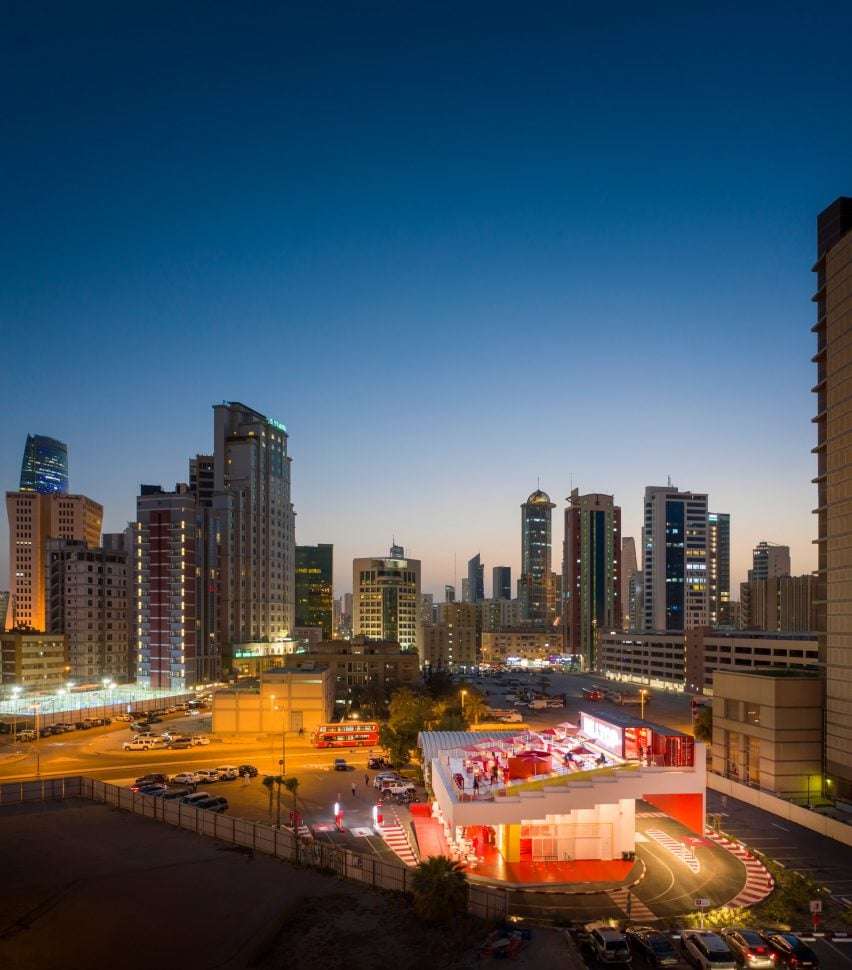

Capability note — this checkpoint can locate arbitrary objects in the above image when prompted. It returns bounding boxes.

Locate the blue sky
[2,2,850,596]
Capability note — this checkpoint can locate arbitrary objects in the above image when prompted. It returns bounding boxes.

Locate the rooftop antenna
[667,474,672,487]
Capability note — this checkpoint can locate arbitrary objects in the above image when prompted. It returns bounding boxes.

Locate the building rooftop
[580,708,689,738]
[716,667,822,679]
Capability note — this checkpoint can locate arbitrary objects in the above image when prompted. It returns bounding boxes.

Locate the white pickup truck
[486,708,523,723]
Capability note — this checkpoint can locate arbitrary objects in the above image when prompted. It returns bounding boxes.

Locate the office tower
[814,196,852,797]
[46,538,130,682]
[467,554,485,603]
[477,596,525,632]
[708,513,731,625]
[628,571,643,631]
[620,538,638,630]
[748,541,791,581]
[563,490,622,669]
[519,488,556,624]
[294,544,333,639]
[19,434,69,494]
[461,578,471,602]
[492,565,512,601]
[352,545,421,653]
[212,402,295,650]
[419,592,436,626]
[0,591,11,631]
[444,584,456,603]
[642,485,708,632]
[132,483,219,689]
[739,575,815,633]
[5,491,102,631]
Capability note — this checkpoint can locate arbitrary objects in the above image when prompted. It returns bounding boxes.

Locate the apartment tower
[519,488,556,624]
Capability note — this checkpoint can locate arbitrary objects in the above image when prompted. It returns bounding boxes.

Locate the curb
[704,828,774,907]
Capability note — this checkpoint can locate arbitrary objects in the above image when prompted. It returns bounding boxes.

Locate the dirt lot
[0,799,503,970]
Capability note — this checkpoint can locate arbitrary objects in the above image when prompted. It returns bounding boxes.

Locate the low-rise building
[0,629,68,690]
[212,666,334,735]
[284,637,420,698]
[710,669,824,802]
[600,628,819,695]
[421,603,479,669]
[480,628,561,665]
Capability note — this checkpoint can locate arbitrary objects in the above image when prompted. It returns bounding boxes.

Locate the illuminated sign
[580,712,623,756]
[268,419,287,433]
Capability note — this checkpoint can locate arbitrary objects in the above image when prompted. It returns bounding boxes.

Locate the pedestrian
[351,782,356,798]
[365,773,369,786]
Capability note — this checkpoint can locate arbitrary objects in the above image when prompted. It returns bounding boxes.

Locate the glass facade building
[519,488,556,623]
[19,434,68,494]
[295,544,334,639]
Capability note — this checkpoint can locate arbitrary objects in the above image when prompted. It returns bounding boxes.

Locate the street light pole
[640,689,648,720]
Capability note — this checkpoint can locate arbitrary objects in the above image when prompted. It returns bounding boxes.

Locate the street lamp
[11,686,22,742]
[639,689,648,720]
[460,689,467,712]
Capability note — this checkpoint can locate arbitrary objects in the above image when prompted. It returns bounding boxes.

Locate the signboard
[694,898,710,909]
[580,712,624,756]
[810,900,822,914]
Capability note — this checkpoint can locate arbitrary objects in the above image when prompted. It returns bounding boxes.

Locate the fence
[0,775,508,919]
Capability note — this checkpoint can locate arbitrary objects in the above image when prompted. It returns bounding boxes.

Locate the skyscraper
[620,537,639,631]
[748,541,791,581]
[813,196,852,798]
[5,491,102,631]
[352,544,421,653]
[295,544,333,638]
[642,485,708,632]
[19,434,69,494]
[132,483,220,689]
[467,553,484,603]
[492,565,512,600]
[519,488,556,624]
[212,402,295,650]
[444,584,456,603]
[563,490,622,669]
[708,513,731,625]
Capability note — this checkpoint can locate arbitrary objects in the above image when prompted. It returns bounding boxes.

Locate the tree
[262,775,276,819]
[410,856,469,923]
[461,689,488,726]
[694,705,712,743]
[283,776,300,827]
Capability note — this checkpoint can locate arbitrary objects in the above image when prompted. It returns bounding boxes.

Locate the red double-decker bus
[312,721,381,748]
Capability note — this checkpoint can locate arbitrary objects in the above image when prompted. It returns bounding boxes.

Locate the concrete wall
[213,672,333,734]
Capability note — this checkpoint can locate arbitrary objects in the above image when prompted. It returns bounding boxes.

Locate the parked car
[333,758,349,771]
[18,729,37,742]
[761,934,818,970]
[114,713,132,722]
[721,930,776,969]
[194,768,222,783]
[130,721,149,732]
[55,723,75,733]
[171,771,204,786]
[38,726,55,738]
[168,740,192,749]
[381,780,416,797]
[216,766,239,781]
[368,757,391,770]
[191,736,211,746]
[194,795,228,813]
[181,792,212,806]
[132,773,168,791]
[627,928,680,967]
[238,764,258,777]
[373,772,401,788]
[124,739,154,751]
[681,931,737,970]
[137,784,168,796]
[161,787,191,801]
[589,927,632,964]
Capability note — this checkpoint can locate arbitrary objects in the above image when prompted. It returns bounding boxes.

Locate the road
[708,789,852,906]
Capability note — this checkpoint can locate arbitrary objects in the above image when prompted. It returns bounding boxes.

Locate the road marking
[646,828,700,873]
[821,941,852,966]
[771,823,790,832]
[609,887,656,921]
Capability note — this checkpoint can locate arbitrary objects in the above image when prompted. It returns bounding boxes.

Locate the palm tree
[283,776,300,829]
[463,692,488,726]
[410,856,468,924]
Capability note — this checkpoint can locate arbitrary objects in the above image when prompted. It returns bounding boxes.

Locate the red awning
[571,745,594,755]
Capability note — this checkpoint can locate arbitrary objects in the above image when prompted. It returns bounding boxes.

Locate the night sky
[3,2,851,596]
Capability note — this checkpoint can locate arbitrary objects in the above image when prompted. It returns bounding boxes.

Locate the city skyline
[3,4,847,599]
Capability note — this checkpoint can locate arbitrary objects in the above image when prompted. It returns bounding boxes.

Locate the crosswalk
[379,821,418,866]
[609,886,657,921]
[646,828,700,873]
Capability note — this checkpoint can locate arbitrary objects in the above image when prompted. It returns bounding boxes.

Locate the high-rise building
[352,545,421,654]
[46,538,130,682]
[627,571,643,631]
[467,554,485,603]
[5,491,102,631]
[19,434,69,494]
[642,485,708,632]
[748,541,791,582]
[492,565,512,601]
[708,513,731,625]
[563,490,622,669]
[477,596,525,632]
[444,584,456,603]
[294,544,333,639]
[813,196,852,797]
[426,601,478,668]
[189,454,215,507]
[739,575,815,633]
[620,538,638,631]
[212,402,296,651]
[132,483,220,689]
[519,488,556,624]
[0,592,11,632]
[419,592,436,626]
[461,577,471,602]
